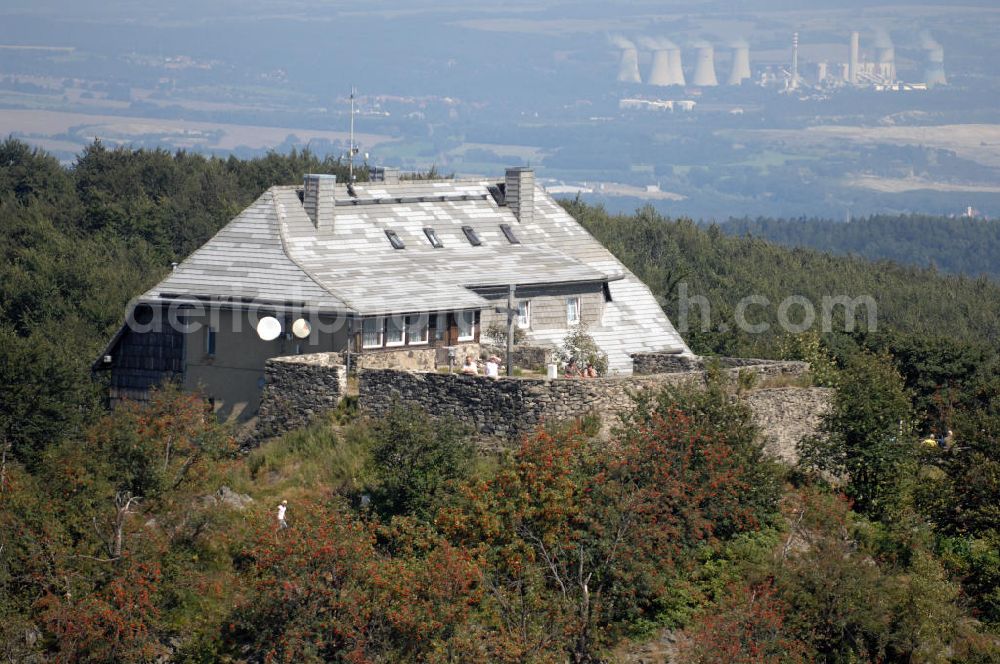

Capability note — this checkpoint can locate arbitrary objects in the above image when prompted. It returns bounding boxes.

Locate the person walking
[277,499,288,529]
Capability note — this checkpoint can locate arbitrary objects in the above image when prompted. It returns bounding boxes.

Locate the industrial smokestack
[639,37,681,86]
[849,31,859,85]
[691,41,718,87]
[611,35,642,83]
[791,32,799,88]
[921,30,947,86]
[727,38,751,85]
[817,61,828,83]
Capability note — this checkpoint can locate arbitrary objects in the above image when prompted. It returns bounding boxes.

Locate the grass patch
[243,413,372,500]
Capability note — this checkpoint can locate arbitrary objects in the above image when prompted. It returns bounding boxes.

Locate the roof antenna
[348,86,358,183]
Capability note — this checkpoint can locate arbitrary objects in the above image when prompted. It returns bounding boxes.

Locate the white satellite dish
[291,318,312,339]
[256,316,281,341]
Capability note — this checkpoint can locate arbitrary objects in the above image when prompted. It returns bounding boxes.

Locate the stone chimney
[504,167,534,224]
[303,174,336,229]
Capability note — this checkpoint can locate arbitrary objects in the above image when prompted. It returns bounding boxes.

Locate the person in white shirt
[277,500,288,529]
[485,355,500,379]
[460,355,479,375]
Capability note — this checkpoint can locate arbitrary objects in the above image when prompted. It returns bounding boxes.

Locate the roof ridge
[269,186,360,313]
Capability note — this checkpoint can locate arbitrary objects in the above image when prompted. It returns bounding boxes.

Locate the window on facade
[385,229,405,250]
[461,226,482,246]
[499,223,520,244]
[566,297,581,325]
[457,311,476,341]
[435,312,447,340]
[407,315,429,344]
[517,300,531,329]
[386,316,405,346]
[423,227,443,248]
[206,326,217,356]
[362,318,383,348]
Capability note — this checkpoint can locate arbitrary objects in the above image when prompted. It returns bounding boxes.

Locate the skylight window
[500,223,520,244]
[462,226,482,246]
[385,229,405,250]
[423,227,443,248]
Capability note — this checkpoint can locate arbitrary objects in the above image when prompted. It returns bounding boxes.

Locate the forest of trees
[719,214,1000,281]
[2,140,999,661]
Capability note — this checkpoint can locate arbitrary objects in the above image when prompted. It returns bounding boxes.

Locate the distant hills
[718,214,1000,281]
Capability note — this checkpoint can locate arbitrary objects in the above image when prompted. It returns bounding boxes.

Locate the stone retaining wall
[257,353,347,439]
[631,353,788,375]
[256,353,830,464]
[359,360,815,444]
[745,387,834,464]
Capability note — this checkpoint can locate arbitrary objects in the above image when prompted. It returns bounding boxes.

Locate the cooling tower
[669,48,686,86]
[727,42,751,85]
[692,43,718,87]
[849,31,859,85]
[648,49,672,86]
[618,48,641,83]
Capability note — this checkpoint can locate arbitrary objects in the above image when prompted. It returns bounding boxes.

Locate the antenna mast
[348,86,357,182]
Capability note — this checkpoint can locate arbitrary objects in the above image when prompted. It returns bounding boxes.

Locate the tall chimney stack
[849,31,859,85]
[303,174,336,229]
[505,167,534,224]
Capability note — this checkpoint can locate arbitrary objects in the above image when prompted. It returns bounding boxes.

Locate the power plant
[612,35,642,84]
[728,39,752,85]
[611,28,946,98]
[691,42,718,87]
[639,37,685,87]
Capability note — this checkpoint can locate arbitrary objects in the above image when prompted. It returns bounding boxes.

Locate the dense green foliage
[2,142,1000,661]
[0,138,361,467]
[566,200,1000,358]
[720,214,1000,281]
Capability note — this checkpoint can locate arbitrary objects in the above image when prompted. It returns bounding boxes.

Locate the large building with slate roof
[96,167,692,421]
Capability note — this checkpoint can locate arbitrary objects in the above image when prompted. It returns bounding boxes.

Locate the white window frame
[385,316,406,347]
[516,300,531,329]
[456,311,476,341]
[407,315,429,345]
[362,317,383,349]
[566,297,581,325]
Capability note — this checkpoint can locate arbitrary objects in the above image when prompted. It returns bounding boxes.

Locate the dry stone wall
[359,361,823,449]
[257,353,347,439]
[745,387,834,465]
[256,352,832,464]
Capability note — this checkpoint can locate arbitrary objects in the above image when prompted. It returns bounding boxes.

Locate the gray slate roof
[142,176,693,373]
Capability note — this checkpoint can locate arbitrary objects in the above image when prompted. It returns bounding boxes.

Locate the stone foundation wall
[256,352,830,464]
[257,353,347,439]
[481,344,555,371]
[745,387,834,465]
[359,361,818,448]
[355,347,437,372]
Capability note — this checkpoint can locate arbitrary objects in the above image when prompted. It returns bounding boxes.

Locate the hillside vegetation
[2,141,999,661]
[719,214,1000,281]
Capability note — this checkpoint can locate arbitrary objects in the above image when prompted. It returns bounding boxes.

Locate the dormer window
[385,229,405,250]
[423,227,443,248]
[500,223,520,244]
[462,226,482,246]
